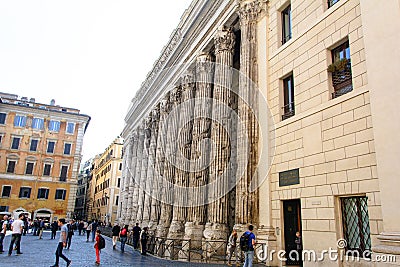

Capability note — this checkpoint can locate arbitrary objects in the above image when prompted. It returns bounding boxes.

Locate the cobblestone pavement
[0,230,262,267]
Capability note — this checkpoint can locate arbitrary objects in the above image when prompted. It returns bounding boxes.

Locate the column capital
[151,104,160,124]
[215,27,235,54]
[161,92,171,115]
[196,53,214,74]
[170,85,182,104]
[181,69,196,91]
[237,0,264,23]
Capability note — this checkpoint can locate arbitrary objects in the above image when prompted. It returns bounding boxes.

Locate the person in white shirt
[0,215,9,253]
[8,213,25,256]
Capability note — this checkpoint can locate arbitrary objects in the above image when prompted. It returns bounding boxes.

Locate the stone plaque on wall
[279,168,300,187]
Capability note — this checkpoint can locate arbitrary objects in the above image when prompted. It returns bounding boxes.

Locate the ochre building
[0,92,90,222]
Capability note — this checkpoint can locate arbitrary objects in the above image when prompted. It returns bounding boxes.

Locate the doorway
[283,199,302,265]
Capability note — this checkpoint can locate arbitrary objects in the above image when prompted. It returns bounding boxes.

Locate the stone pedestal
[203,222,229,261]
[179,222,205,261]
[256,225,279,266]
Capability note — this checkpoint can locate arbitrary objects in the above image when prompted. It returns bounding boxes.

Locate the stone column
[168,69,197,241]
[120,140,131,223]
[124,131,139,225]
[136,115,152,224]
[130,123,145,225]
[142,104,160,228]
[149,93,170,232]
[182,53,214,250]
[156,86,182,238]
[235,0,262,229]
[204,27,235,242]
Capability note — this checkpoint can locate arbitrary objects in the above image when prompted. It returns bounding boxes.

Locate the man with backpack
[240,224,256,267]
[0,215,10,253]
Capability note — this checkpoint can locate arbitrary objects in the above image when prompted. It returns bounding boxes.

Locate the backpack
[98,235,105,250]
[121,228,127,236]
[239,232,250,252]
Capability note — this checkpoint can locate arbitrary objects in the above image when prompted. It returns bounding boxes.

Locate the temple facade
[120,0,400,266]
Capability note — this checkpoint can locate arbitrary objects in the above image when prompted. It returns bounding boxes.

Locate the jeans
[244,250,254,267]
[8,234,22,255]
[0,233,5,251]
[91,230,96,242]
[120,236,127,252]
[54,242,70,265]
[86,230,91,241]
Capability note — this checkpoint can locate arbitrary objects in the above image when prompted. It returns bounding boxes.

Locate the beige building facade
[0,92,90,222]
[120,0,399,266]
[91,137,122,225]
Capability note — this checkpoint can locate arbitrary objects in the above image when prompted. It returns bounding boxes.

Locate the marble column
[130,123,145,225]
[183,53,214,248]
[156,86,182,238]
[142,104,160,228]
[136,115,152,224]
[235,0,262,228]
[120,139,132,224]
[124,131,139,225]
[168,69,196,240]
[204,27,235,241]
[149,93,170,232]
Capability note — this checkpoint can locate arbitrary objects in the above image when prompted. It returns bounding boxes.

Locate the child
[94,229,102,265]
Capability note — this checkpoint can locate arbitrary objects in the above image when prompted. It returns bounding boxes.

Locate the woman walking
[227,229,238,266]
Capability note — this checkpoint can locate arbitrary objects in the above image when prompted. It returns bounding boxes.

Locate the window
[47,141,56,153]
[0,206,9,212]
[43,164,52,176]
[14,115,26,127]
[282,5,292,44]
[2,185,11,197]
[117,178,121,187]
[341,196,371,257]
[48,120,60,132]
[329,41,352,98]
[328,0,340,8]
[115,195,119,206]
[25,162,34,175]
[30,139,39,152]
[64,143,72,155]
[0,113,6,124]
[55,189,66,200]
[60,165,68,182]
[119,163,122,170]
[19,187,31,198]
[7,160,16,173]
[11,136,21,150]
[37,188,49,199]
[66,122,75,134]
[31,117,44,130]
[282,74,295,120]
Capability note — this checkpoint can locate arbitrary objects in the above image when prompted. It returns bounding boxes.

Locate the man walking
[111,223,120,250]
[8,213,25,256]
[132,223,141,249]
[66,220,74,249]
[50,218,71,267]
[242,224,256,267]
[51,221,58,239]
[0,215,9,253]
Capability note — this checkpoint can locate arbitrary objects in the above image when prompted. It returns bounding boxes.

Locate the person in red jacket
[94,230,101,265]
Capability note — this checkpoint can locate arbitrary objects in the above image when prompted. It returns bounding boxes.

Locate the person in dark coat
[111,223,121,250]
[132,223,141,249]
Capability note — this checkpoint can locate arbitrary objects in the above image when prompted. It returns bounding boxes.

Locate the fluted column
[235,0,262,228]
[124,131,139,225]
[130,123,145,225]
[149,93,171,232]
[136,115,152,224]
[120,140,131,223]
[204,27,235,241]
[168,70,196,240]
[142,104,160,228]
[156,86,182,238]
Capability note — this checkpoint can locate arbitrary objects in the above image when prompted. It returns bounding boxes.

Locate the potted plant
[327,58,349,72]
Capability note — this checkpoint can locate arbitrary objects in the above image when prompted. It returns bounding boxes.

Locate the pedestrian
[78,220,84,235]
[51,220,58,239]
[83,220,88,234]
[111,223,121,250]
[140,227,148,255]
[23,218,29,236]
[91,220,98,242]
[0,215,10,253]
[119,225,128,253]
[295,231,303,266]
[132,223,141,249]
[38,219,45,239]
[241,224,256,267]
[66,220,75,249]
[50,218,71,267]
[33,219,39,236]
[8,213,25,256]
[86,220,92,242]
[227,229,238,266]
[94,229,104,265]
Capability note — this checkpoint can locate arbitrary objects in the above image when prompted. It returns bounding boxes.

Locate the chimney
[50,99,55,106]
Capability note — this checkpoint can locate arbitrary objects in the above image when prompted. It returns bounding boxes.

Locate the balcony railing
[282,102,295,121]
[331,61,353,99]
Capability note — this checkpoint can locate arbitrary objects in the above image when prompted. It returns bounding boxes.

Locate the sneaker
[16,252,23,255]
[95,261,100,265]
[66,260,72,267]
[113,244,116,250]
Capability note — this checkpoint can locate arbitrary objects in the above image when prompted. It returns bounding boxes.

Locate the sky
[0,0,193,162]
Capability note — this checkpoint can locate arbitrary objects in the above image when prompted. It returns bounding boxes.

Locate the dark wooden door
[283,199,302,265]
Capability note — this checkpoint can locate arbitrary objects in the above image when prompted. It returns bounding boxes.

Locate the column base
[372,232,400,266]
[179,222,204,261]
[256,225,279,266]
[148,220,158,234]
[155,224,169,238]
[203,222,229,260]
[167,220,185,239]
